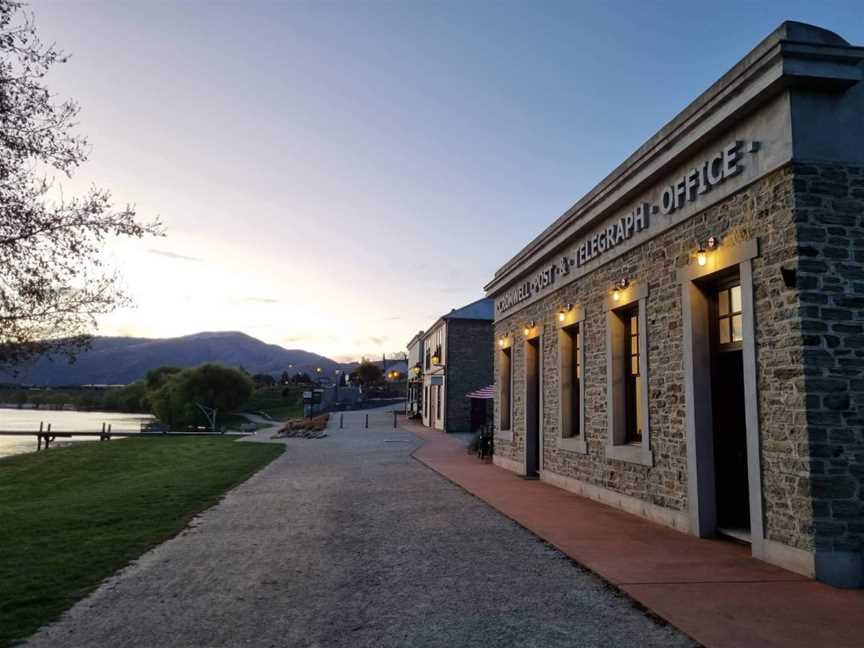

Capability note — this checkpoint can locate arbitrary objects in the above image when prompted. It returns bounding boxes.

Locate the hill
[0,332,343,386]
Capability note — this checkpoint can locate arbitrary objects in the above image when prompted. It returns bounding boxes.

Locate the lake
[0,408,153,459]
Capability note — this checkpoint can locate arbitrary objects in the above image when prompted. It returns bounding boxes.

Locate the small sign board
[303,390,313,404]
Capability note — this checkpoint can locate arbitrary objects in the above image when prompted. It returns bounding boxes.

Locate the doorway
[429,385,438,428]
[680,240,764,554]
[710,279,750,540]
[525,337,541,478]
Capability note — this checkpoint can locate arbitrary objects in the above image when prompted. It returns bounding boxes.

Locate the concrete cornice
[484,22,864,296]
[406,330,425,350]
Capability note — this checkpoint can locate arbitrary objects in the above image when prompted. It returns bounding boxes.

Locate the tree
[291,372,312,384]
[280,370,290,385]
[0,2,162,370]
[145,366,183,391]
[147,364,253,428]
[252,373,275,388]
[356,360,384,387]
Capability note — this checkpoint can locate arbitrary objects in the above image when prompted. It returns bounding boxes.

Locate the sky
[29,0,864,362]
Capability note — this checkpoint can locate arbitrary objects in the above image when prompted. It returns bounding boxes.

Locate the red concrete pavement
[401,419,864,648]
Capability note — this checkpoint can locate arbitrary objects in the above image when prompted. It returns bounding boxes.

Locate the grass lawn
[243,386,305,421]
[256,404,303,420]
[0,437,283,647]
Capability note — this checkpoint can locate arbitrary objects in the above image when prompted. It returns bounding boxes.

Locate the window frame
[714,279,744,352]
[558,304,587,454]
[606,282,653,466]
[623,305,643,445]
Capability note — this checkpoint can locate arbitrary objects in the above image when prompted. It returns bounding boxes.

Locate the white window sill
[605,444,654,467]
[496,429,514,442]
[559,437,588,454]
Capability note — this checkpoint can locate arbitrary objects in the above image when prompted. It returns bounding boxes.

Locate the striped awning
[465,384,495,400]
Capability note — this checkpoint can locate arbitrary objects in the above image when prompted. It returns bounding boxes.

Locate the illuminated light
[499,338,505,347]
[697,247,707,267]
[523,327,530,337]
[612,288,621,302]
[558,311,566,322]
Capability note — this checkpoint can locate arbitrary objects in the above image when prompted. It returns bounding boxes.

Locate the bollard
[365,414,369,429]
[101,422,106,441]
[46,423,52,449]
[340,413,344,429]
[107,423,112,441]
[393,410,397,429]
[37,421,43,451]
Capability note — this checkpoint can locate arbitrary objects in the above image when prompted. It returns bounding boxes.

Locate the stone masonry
[446,319,493,433]
[494,163,829,553]
[794,162,864,557]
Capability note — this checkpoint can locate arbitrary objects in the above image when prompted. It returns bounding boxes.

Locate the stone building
[419,298,494,433]
[406,330,425,418]
[484,23,864,588]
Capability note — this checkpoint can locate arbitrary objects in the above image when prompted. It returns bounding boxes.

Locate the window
[500,346,512,431]
[717,284,743,346]
[606,282,652,466]
[623,307,643,444]
[561,323,582,438]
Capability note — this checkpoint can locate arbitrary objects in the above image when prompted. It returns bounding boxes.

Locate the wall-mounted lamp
[612,279,628,301]
[696,235,718,267]
[498,337,505,347]
[523,321,535,337]
[558,303,573,322]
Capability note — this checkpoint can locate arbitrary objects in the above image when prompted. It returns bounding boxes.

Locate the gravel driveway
[26,417,695,647]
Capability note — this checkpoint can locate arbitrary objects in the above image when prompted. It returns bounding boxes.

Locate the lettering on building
[495,140,754,316]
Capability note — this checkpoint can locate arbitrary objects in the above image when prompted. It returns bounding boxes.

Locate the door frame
[679,238,765,558]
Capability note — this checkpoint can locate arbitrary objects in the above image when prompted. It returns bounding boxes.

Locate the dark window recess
[624,307,643,444]
[500,346,512,431]
[562,324,581,438]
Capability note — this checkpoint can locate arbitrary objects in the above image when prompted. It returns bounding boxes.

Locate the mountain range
[0,332,345,386]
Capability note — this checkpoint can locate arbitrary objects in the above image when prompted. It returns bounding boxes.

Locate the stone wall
[494,165,817,551]
[794,162,864,557]
[446,319,493,433]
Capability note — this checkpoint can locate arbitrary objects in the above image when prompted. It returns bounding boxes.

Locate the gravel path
[26,417,695,647]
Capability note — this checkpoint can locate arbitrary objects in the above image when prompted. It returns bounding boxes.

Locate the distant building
[419,298,493,433]
[383,360,408,381]
[406,331,425,418]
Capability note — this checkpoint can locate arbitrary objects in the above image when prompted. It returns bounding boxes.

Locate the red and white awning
[465,385,495,400]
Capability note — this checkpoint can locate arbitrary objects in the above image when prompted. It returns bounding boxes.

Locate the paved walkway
[26,413,691,647]
[403,419,864,648]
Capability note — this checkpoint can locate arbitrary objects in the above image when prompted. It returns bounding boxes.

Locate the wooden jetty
[0,422,254,451]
